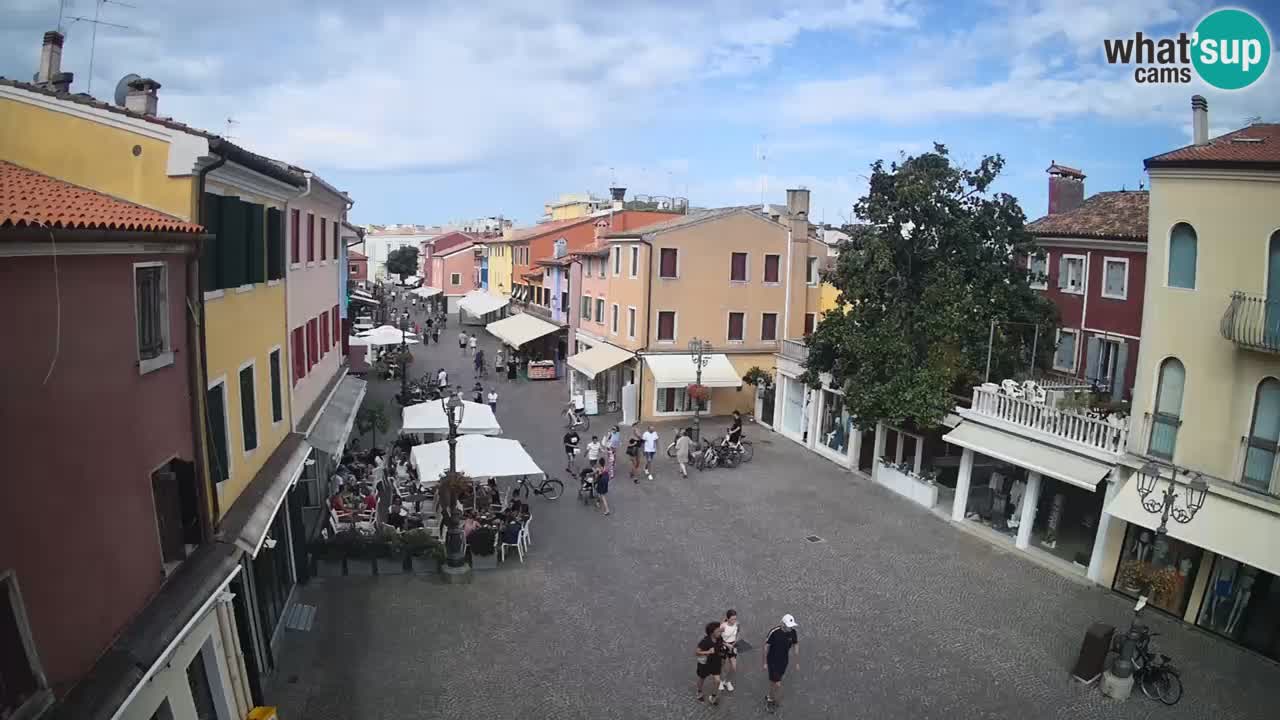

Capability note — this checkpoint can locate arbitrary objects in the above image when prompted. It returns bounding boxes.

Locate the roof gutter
[207,137,305,187]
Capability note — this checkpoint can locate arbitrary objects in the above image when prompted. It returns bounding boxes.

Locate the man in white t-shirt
[641,426,660,479]
[586,436,602,466]
[437,368,448,389]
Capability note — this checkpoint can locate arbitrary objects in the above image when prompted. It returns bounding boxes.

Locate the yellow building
[486,229,514,298]
[543,191,610,221]
[1094,98,1280,661]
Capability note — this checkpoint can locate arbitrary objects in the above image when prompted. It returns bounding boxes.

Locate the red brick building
[1026,164,1148,402]
[347,248,368,286]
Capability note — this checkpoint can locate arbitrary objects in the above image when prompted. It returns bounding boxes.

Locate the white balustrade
[969,386,1129,453]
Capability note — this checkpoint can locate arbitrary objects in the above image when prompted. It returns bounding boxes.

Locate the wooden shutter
[320,311,329,355]
[658,312,674,340]
[762,313,777,341]
[307,319,318,369]
[267,207,284,280]
[1112,341,1129,400]
[333,222,340,259]
[291,209,301,264]
[152,470,186,563]
[219,197,248,288]
[731,253,747,281]
[206,385,229,482]
[320,219,328,261]
[803,313,815,336]
[200,193,223,291]
[307,214,315,262]
[1057,256,1068,289]
[764,254,779,283]
[239,365,257,452]
[247,203,266,283]
[660,248,677,277]
[729,312,744,340]
[292,327,306,383]
[332,305,340,346]
[1084,335,1101,383]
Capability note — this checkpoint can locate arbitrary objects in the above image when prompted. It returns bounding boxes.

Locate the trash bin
[1072,622,1115,684]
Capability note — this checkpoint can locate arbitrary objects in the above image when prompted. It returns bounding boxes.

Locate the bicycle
[513,475,564,501]
[563,403,590,430]
[1114,596,1183,706]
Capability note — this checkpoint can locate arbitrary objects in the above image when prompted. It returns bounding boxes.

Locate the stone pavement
[270,305,1279,719]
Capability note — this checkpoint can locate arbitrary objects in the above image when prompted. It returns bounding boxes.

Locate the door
[1267,232,1280,344]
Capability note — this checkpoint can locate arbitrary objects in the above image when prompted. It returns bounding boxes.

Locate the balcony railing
[1222,291,1280,353]
[970,386,1128,453]
[522,302,553,321]
[779,339,808,363]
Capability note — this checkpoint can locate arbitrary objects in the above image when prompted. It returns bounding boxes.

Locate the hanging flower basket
[686,383,711,402]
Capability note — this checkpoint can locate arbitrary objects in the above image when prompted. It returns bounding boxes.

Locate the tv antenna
[754,134,769,209]
[67,0,136,94]
[224,117,240,141]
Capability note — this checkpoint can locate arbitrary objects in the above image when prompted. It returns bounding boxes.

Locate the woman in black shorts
[695,622,724,705]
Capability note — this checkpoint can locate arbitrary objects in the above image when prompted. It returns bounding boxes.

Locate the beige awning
[943,421,1112,491]
[459,291,509,317]
[1105,476,1280,578]
[567,342,634,378]
[646,353,741,388]
[486,312,560,348]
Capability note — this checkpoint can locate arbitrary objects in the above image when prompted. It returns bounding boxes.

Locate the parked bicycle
[697,437,740,470]
[513,474,564,502]
[667,429,753,462]
[1114,596,1183,705]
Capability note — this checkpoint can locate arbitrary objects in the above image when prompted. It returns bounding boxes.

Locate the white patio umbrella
[400,400,501,436]
[410,435,543,481]
[353,325,420,346]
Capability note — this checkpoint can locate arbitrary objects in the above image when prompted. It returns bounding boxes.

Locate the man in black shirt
[764,614,799,709]
[563,429,580,472]
[726,409,743,448]
[695,622,724,705]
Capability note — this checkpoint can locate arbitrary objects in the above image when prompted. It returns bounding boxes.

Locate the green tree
[356,403,392,449]
[803,144,1058,430]
[385,245,420,282]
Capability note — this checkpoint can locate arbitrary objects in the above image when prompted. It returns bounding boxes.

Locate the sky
[3,0,1278,227]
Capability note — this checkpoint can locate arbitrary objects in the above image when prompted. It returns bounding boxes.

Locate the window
[763,254,781,284]
[657,311,676,342]
[561,290,568,313]
[0,571,51,719]
[1169,223,1197,289]
[761,312,778,341]
[1028,251,1048,290]
[290,208,300,264]
[1054,328,1078,372]
[207,380,230,483]
[239,362,258,453]
[268,349,283,423]
[659,248,679,278]
[186,645,220,720]
[627,306,637,338]
[307,318,319,370]
[320,218,327,261]
[806,256,819,285]
[267,207,284,280]
[1058,254,1085,293]
[135,262,170,370]
[450,272,461,286]
[727,312,745,341]
[350,263,360,273]
[629,246,639,278]
[595,298,605,324]
[598,254,605,278]
[332,304,340,347]
[1242,378,1280,493]
[320,310,330,356]
[1148,357,1185,460]
[613,246,621,276]
[333,221,340,259]
[611,303,619,334]
[1101,257,1128,299]
[306,213,315,262]
[291,326,305,384]
[728,252,749,282]
[581,295,591,321]
[803,312,816,336]
[657,386,708,414]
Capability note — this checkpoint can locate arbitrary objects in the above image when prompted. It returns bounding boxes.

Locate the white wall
[119,608,242,720]
[287,184,347,427]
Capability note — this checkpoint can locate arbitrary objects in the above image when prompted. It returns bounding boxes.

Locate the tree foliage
[386,246,420,281]
[356,403,391,449]
[802,144,1058,430]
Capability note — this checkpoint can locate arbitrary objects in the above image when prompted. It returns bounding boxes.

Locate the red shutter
[307,214,315,262]
[320,311,329,355]
[803,313,815,336]
[764,254,780,283]
[292,327,305,383]
[731,253,747,281]
[332,305,340,346]
[307,318,318,368]
[762,313,777,341]
[658,312,674,340]
[729,312,744,340]
[320,219,327,261]
[660,249,677,277]
[290,209,300,264]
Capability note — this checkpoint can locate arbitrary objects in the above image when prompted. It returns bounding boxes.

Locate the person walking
[437,367,449,391]
[495,348,505,379]
[474,348,486,377]
[695,622,724,705]
[472,382,484,404]
[593,460,611,515]
[675,429,693,478]
[626,427,644,481]
[585,435,602,468]
[764,614,799,710]
[507,350,519,381]
[468,334,478,354]
[605,425,620,479]
[458,330,468,354]
[563,429,581,473]
[432,327,441,344]
[641,425,660,480]
[486,388,498,413]
[719,610,740,693]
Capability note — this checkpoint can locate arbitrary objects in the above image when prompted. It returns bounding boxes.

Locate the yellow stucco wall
[819,283,840,313]
[1130,171,1280,481]
[639,352,768,422]
[487,244,513,297]
[0,96,195,219]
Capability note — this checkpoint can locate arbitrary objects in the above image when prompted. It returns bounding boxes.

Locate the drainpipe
[193,153,226,528]
[782,224,794,338]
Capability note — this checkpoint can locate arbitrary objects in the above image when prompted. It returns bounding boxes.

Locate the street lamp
[441,393,469,578]
[399,314,410,403]
[688,338,712,443]
[1135,461,1209,535]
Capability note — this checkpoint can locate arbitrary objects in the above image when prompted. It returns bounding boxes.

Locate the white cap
[781,613,797,628]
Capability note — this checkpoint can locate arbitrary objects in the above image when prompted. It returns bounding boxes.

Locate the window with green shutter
[266,207,284,280]
[200,193,223,291]
[247,203,266,283]
[218,197,248,288]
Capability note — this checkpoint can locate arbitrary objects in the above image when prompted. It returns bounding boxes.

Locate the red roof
[348,249,367,260]
[0,161,202,234]
[1146,123,1280,169]
[1046,163,1085,178]
[505,216,596,243]
[1026,190,1148,242]
[429,231,477,255]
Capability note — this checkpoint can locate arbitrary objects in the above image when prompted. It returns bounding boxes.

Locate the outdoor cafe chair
[499,524,524,564]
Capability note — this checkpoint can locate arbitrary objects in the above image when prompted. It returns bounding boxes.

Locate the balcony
[779,339,808,363]
[522,302,553,322]
[1222,291,1280,353]
[969,386,1129,454]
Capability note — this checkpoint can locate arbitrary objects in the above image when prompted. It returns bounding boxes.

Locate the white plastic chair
[520,515,532,552]
[1000,379,1025,398]
[499,523,524,563]
[1022,380,1046,404]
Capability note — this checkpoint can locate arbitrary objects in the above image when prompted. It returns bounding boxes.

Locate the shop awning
[306,375,368,456]
[942,421,1112,491]
[567,342,634,378]
[350,294,380,306]
[487,312,561,348]
[215,433,312,556]
[645,353,742,388]
[401,400,502,436]
[459,291,509,317]
[1105,476,1280,578]
[412,286,442,298]
[410,435,543,480]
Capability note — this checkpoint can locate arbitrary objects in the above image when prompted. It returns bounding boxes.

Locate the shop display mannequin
[1133,531,1153,563]
[988,472,1008,530]
[1202,558,1239,629]
[1007,478,1027,529]
[1227,569,1257,635]
[1040,493,1064,548]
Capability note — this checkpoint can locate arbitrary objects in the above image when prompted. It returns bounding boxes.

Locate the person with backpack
[695,621,724,705]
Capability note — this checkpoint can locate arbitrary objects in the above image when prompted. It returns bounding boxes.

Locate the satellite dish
[113,73,140,106]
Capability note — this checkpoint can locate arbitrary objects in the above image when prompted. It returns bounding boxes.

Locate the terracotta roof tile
[1025,190,1148,242]
[0,161,202,234]
[505,216,596,243]
[429,231,478,255]
[1146,123,1280,169]
[1046,163,1085,178]
[348,249,367,260]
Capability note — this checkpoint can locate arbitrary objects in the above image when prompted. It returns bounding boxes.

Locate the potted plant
[742,366,774,390]
[1146,566,1179,603]
[401,528,441,573]
[468,526,498,570]
[1116,561,1144,595]
[686,383,711,403]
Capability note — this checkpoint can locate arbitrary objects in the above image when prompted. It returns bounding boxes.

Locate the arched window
[1168,223,1197,289]
[1148,357,1185,459]
[1243,378,1280,492]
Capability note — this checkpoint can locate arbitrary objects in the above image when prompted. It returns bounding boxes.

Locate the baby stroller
[577,468,597,504]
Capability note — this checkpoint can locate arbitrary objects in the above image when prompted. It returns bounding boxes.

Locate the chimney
[1192,95,1209,146]
[785,188,810,219]
[33,30,74,92]
[1046,162,1086,215]
[609,187,626,211]
[125,77,161,116]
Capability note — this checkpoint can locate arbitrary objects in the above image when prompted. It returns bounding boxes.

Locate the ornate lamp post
[399,314,410,402]
[1135,461,1209,535]
[441,393,470,581]
[688,338,712,443]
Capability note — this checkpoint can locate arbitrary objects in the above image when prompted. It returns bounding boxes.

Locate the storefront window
[1197,558,1280,661]
[819,390,850,454]
[1028,477,1104,567]
[966,463,1025,538]
[657,387,706,414]
[781,377,804,435]
[1112,524,1203,616]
